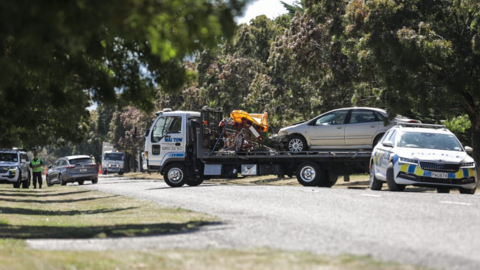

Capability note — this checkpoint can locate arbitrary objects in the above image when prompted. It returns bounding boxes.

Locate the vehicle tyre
[22,172,30,189]
[46,175,53,187]
[437,187,450,193]
[318,170,338,187]
[459,187,476,195]
[92,178,98,184]
[386,162,406,191]
[60,174,66,186]
[13,172,22,188]
[78,180,84,185]
[164,163,188,187]
[186,177,204,186]
[287,135,307,152]
[369,163,383,190]
[296,161,321,186]
[118,171,124,176]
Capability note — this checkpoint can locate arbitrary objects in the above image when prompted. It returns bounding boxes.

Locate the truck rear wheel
[296,161,321,186]
[318,170,338,187]
[164,163,187,187]
[186,178,204,186]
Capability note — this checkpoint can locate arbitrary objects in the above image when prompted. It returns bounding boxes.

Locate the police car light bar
[396,123,446,129]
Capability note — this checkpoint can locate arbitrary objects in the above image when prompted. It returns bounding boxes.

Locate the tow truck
[144,107,371,187]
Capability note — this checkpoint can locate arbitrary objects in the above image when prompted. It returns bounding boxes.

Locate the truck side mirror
[144,129,150,137]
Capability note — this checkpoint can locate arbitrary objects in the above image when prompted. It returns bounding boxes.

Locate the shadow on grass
[0,195,119,204]
[0,190,91,197]
[0,221,221,239]
[0,206,138,216]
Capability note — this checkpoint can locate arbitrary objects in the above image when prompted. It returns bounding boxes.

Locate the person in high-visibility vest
[30,153,44,189]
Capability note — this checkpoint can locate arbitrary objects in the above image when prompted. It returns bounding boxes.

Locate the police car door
[148,115,185,168]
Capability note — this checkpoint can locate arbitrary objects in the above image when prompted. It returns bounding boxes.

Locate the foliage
[337,0,480,161]
[0,0,250,149]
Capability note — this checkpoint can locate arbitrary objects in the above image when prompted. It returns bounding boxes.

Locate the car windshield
[104,153,124,161]
[69,158,94,165]
[0,153,18,162]
[398,132,462,151]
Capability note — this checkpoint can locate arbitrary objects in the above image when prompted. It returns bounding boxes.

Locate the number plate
[79,169,87,172]
[431,172,448,179]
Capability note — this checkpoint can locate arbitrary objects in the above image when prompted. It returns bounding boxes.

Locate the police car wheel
[369,164,383,190]
[386,163,406,191]
[437,187,450,193]
[164,163,187,187]
[459,187,476,195]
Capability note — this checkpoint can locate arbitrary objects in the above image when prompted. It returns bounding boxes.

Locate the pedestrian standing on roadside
[90,154,96,164]
[30,153,44,189]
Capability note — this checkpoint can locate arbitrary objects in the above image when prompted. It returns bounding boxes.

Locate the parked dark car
[46,155,98,186]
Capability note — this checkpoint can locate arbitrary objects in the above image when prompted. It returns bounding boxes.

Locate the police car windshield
[104,153,123,161]
[0,153,17,162]
[398,132,462,151]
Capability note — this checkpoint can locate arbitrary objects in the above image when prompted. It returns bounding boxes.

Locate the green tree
[340,0,480,162]
[0,0,250,149]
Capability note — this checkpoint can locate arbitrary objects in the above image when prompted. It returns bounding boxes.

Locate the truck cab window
[151,116,182,142]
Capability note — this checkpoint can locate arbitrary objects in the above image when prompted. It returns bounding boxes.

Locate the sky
[237,0,296,24]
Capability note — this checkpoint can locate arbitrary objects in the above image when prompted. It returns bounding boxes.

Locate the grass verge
[0,240,424,270]
[0,185,216,239]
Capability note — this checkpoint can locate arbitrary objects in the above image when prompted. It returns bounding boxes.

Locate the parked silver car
[270,107,420,152]
[0,148,31,188]
[46,155,98,186]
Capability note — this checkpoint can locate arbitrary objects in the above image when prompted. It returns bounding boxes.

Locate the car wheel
[318,170,337,187]
[92,178,98,184]
[296,161,321,186]
[287,135,307,152]
[78,180,84,185]
[459,187,476,195]
[186,177,204,186]
[369,163,383,190]
[60,174,66,186]
[118,171,124,176]
[164,163,187,187]
[22,172,30,189]
[437,187,450,193]
[386,162,405,191]
[46,175,53,187]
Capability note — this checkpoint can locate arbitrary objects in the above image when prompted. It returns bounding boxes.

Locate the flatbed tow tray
[200,150,372,160]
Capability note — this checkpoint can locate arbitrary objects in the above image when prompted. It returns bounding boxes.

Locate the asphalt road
[28,175,480,270]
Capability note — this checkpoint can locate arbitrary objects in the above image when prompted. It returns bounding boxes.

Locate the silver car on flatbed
[270,107,420,152]
[46,155,98,186]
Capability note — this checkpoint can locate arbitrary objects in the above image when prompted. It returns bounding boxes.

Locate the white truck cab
[144,109,200,173]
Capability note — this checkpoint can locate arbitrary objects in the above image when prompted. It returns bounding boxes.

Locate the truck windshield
[104,153,124,161]
[152,116,182,142]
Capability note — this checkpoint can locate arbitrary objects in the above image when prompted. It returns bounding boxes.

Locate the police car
[369,123,477,194]
[0,148,32,188]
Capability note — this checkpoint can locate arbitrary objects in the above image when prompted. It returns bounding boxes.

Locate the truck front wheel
[296,162,321,186]
[164,164,187,187]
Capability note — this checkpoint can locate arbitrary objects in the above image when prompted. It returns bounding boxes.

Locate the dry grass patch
[0,241,425,270]
[0,185,216,239]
